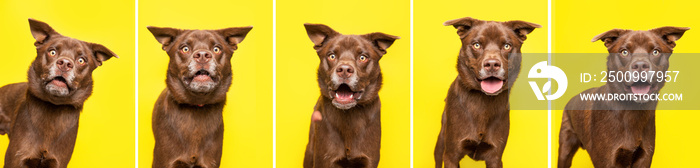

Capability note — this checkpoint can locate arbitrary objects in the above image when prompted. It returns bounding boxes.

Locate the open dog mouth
[189,70,215,82]
[629,82,652,94]
[48,76,69,88]
[44,75,71,96]
[479,76,505,94]
[330,83,363,104]
[183,69,220,93]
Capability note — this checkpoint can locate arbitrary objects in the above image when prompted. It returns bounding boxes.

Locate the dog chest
[311,99,382,167]
[155,100,224,143]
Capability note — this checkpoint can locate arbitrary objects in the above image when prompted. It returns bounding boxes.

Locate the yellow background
[414,0,549,167]
[0,0,135,167]
[275,0,410,167]
[137,0,272,167]
[552,0,700,167]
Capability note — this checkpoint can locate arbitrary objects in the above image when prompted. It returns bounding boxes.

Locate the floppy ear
[89,43,118,66]
[217,26,253,51]
[592,29,632,48]
[28,18,60,46]
[304,23,340,51]
[444,17,484,39]
[503,20,542,41]
[650,26,690,48]
[147,26,181,50]
[363,32,400,57]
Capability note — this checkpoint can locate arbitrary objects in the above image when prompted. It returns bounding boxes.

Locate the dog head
[148,26,252,105]
[593,26,689,103]
[26,19,118,107]
[304,24,399,110]
[445,17,540,96]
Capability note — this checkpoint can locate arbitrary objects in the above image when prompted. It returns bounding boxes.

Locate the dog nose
[336,64,354,78]
[194,51,211,63]
[483,59,501,72]
[630,61,650,72]
[56,58,73,72]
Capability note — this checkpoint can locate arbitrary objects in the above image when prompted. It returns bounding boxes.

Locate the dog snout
[56,58,73,72]
[336,64,354,78]
[193,51,212,64]
[630,60,650,72]
[483,58,501,72]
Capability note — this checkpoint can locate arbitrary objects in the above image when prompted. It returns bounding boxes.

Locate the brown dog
[302,23,399,168]
[147,25,251,168]
[558,27,689,168]
[434,17,540,168]
[0,19,117,168]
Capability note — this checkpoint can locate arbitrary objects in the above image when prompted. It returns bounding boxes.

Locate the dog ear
[592,29,632,48]
[650,26,690,48]
[304,23,340,50]
[147,26,182,50]
[217,26,253,51]
[363,32,400,57]
[88,43,118,66]
[503,20,542,41]
[444,17,484,39]
[28,18,60,46]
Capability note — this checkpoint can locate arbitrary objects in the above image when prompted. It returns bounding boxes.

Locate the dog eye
[359,55,367,62]
[652,49,660,56]
[620,50,629,57]
[328,54,336,60]
[503,44,511,50]
[181,47,190,53]
[213,47,221,54]
[77,58,86,65]
[473,43,481,49]
[48,49,57,56]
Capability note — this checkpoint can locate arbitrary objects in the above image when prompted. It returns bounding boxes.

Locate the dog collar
[197,104,204,107]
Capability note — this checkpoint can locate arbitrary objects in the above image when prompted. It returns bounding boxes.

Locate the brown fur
[558,27,689,168]
[302,23,398,168]
[434,17,540,168]
[147,26,252,168]
[0,19,117,168]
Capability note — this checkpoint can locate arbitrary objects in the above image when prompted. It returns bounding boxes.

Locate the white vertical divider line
[272,0,277,167]
[547,0,553,167]
[409,0,415,167]
[135,0,139,167]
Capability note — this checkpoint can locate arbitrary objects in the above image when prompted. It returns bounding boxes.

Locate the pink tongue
[631,85,651,94]
[481,79,504,94]
[51,79,67,88]
[193,75,211,82]
[337,91,352,100]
